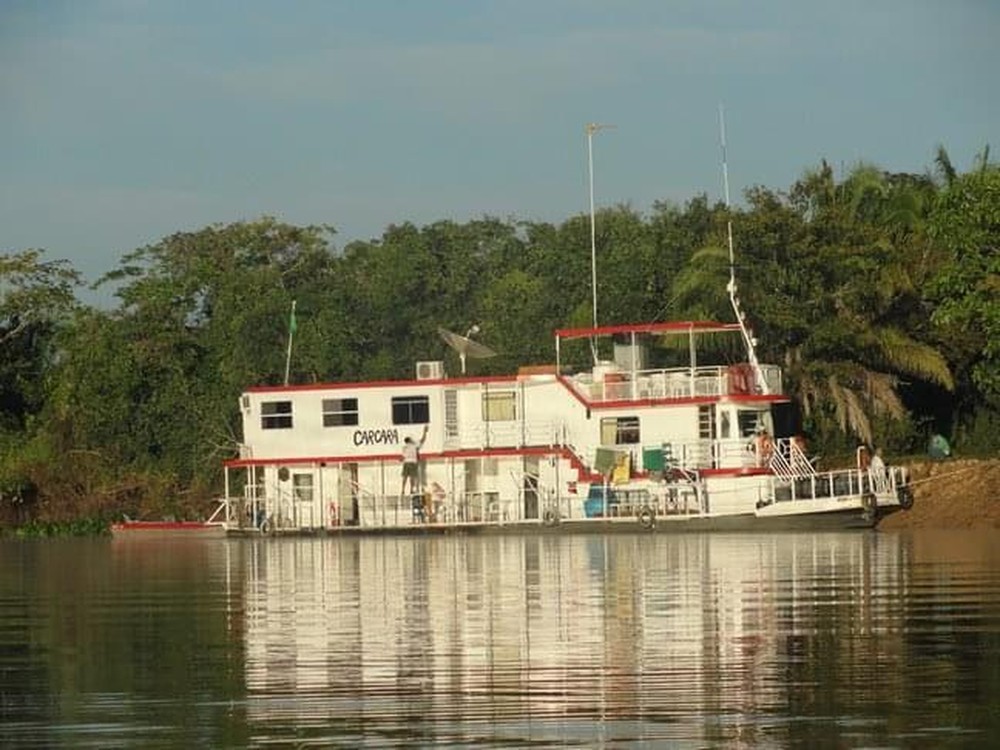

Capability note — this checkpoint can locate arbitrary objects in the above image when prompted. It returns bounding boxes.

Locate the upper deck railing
[564,362,783,403]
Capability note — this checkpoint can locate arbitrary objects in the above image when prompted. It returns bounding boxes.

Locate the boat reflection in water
[236,531,994,747]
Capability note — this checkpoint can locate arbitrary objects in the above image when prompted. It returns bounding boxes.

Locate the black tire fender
[638,505,656,529]
[897,485,915,510]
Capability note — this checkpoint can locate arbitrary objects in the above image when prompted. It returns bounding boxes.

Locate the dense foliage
[2,153,998,525]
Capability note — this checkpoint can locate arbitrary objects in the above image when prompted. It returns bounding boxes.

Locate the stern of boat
[759,464,913,525]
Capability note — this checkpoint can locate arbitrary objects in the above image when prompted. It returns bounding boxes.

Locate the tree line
[2,149,998,526]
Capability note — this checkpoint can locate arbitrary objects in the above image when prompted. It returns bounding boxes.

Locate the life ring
[897,485,914,511]
[638,505,656,529]
[542,508,559,527]
[260,517,272,535]
[861,492,877,522]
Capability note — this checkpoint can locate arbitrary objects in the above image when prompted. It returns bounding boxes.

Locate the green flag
[288,302,298,335]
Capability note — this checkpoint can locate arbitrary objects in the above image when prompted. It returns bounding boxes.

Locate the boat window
[482,391,516,421]
[261,400,293,429]
[444,390,459,440]
[737,410,765,438]
[600,416,640,445]
[322,397,359,427]
[392,395,430,425]
[292,473,314,502]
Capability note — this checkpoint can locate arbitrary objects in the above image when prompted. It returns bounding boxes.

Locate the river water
[2,530,999,748]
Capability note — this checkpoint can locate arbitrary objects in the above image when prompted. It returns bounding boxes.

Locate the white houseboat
[215,314,914,535]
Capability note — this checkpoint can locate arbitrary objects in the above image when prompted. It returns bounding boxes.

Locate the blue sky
[2,0,997,297]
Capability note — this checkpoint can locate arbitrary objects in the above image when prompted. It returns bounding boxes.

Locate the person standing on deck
[754,428,774,468]
[401,424,429,497]
[857,445,871,471]
[869,447,889,492]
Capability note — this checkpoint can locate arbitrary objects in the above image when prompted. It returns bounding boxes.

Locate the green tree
[0,250,80,521]
[29,220,342,520]
[928,166,1000,402]
[685,165,954,452]
[0,250,80,431]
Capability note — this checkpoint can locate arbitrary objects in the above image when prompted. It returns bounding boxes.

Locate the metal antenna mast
[586,122,614,364]
[719,104,735,282]
[718,104,768,394]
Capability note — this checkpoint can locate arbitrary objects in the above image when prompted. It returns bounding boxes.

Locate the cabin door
[319,465,339,527]
[337,463,358,526]
[274,467,294,527]
[523,456,540,520]
[291,470,317,529]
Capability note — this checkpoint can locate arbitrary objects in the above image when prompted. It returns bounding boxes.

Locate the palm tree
[673,165,953,450]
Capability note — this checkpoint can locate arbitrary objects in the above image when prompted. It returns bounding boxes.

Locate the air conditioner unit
[416,360,445,380]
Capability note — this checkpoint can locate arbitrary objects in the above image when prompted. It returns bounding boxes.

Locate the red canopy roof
[554,320,740,341]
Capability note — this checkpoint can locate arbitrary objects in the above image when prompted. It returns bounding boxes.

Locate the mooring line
[906,464,991,487]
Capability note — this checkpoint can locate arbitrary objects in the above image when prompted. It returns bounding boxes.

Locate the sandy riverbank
[878,457,1000,530]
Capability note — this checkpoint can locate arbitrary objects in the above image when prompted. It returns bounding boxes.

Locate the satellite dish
[438,326,497,374]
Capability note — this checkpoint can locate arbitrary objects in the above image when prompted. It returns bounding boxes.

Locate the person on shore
[401,424,429,498]
[928,433,951,460]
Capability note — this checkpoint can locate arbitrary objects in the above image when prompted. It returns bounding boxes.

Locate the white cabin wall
[635,405,701,446]
[243,387,445,461]
[518,379,591,455]
[454,386,485,446]
[242,376,599,464]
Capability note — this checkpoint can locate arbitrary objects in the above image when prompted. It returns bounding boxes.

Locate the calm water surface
[2,530,999,748]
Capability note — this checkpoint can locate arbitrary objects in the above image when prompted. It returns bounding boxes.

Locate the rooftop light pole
[586,122,614,332]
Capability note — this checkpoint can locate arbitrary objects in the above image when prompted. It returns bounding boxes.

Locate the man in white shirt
[869,447,888,492]
[400,424,429,498]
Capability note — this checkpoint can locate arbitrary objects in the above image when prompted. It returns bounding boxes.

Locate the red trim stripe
[246,373,520,394]
[223,445,773,481]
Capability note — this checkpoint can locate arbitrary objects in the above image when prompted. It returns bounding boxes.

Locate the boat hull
[221,504,895,537]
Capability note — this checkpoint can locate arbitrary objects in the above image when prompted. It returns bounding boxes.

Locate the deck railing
[566,363,783,403]
[770,465,906,505]
[443,418,563,450]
